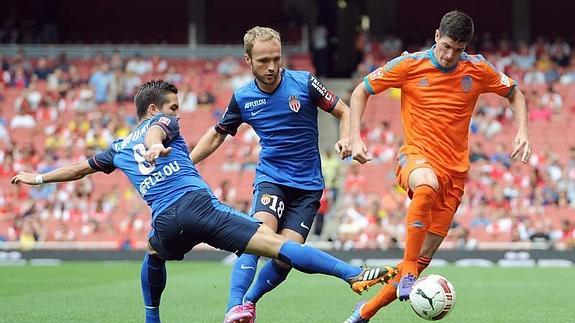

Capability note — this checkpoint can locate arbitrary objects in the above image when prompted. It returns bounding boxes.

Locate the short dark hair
[134,79,178,119]
[438,10,474,43]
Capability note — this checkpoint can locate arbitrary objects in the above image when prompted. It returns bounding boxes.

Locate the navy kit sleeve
[150,114,180,143]
[307,74,339,113]
[88,145,117,174]
[215,94,243,136]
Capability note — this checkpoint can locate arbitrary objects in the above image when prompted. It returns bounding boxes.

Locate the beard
[254,69,279,86]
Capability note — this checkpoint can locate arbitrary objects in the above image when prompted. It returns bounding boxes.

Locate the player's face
[157,92,180,120]
[245,39,282,89]
[433,30,467,69]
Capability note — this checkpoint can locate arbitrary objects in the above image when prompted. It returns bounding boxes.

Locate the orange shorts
[396,148,466,237]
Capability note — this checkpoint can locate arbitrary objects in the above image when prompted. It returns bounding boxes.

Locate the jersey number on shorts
[132,143,156,175]
[267,195,285,218]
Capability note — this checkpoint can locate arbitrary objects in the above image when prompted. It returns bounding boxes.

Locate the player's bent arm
[144,125,167,148]
[10,160,98,185]
[143,125,172,163]
[350,82,371,140]
[507,88,528,134]
[506,87,531,163]
[330,99,351,138]
[189,127,227,164]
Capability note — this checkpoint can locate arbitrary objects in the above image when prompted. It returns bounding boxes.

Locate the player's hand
[144,144,172,164]
[10,172,39,185]
[335,137,351,159]
[350,138,372,164]
[510,130,531,163]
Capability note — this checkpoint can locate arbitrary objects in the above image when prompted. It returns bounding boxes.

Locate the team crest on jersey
[288,95,301,112]
[260,194,272,206]
[461,75,473,92]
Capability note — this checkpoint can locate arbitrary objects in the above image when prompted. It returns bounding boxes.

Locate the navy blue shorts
[148,189,260,261]
[251,182,322,239]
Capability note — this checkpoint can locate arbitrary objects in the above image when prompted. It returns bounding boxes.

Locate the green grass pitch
[0,261,573,322]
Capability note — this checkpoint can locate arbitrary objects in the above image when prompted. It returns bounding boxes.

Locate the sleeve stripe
[363,77,375,95]
[215,124,235,136]
[325,97,339,113]
[91,156,104,171]
[150,123,173,140]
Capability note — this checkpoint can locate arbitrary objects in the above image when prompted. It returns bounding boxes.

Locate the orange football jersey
[364,47,516,174]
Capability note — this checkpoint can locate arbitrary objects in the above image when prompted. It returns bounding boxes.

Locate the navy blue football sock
[226,253,259,311]
[278,241,362,280]
[141,253,166,323]
[244,259,291,303]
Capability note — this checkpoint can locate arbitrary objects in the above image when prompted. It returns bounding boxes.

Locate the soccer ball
[409,274,456,321]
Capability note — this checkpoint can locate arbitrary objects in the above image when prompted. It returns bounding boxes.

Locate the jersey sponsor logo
[288,95,301,112]
[158,116,171,127]
[499,72,511,87]
[244,99,267,109]
[260,194,272,206]
[461,75,472,92]
[300,222,310,231]
[138,161,181,196]
[418,78,429,87]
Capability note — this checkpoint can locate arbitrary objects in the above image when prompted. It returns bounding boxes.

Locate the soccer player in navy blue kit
[191,27,395,323]
[11,80,396,323]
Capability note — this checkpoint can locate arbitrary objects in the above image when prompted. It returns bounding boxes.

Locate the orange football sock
[402,185,436,277]
[361,256,433,319]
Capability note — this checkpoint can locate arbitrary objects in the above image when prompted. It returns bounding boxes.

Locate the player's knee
[254,211,279,231]
[247,225,287,258]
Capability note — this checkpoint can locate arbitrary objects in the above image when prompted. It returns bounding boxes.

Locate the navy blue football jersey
[216,69,339,190]
[88,114,210,218]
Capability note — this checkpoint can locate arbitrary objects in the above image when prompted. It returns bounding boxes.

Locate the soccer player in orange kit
[344,10,531,322]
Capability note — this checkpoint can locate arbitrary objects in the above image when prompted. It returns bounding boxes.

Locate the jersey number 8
[132,143,156,175]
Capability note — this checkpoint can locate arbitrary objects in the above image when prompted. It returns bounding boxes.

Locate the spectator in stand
[322,149,343,203]
[89,63,113,104]
[10,109,36,129]
[125,53,152,76]
[164,66,183,85]
[513,41,536,71]
[528,99,552,122]
[109,50,124,71]
[540,85,563,114]
[33,57,53,80]
[217,56,240,77]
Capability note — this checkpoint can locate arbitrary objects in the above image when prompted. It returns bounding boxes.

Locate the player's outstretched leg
[275,240,396,294]
[141,253,167,323]
[224,254,260,323]
[245,225,397,294]
[344,256,432,322]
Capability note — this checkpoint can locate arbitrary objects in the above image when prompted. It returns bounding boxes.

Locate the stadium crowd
[0,33,574,250]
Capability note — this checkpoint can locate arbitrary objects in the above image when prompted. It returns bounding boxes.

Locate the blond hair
[243,26,281,57]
